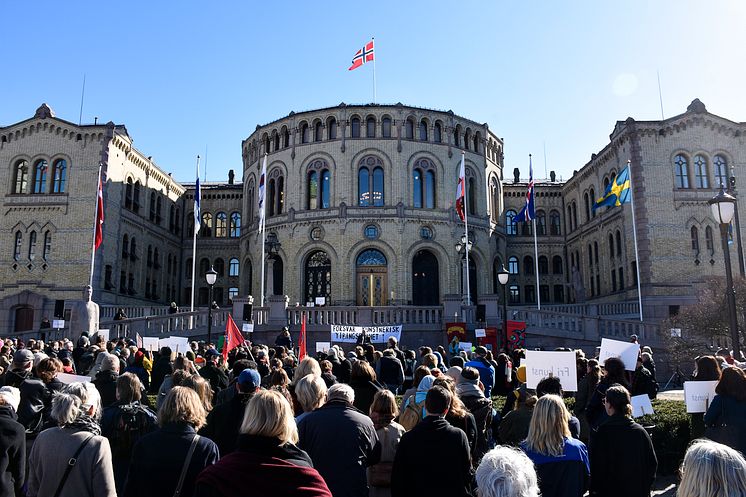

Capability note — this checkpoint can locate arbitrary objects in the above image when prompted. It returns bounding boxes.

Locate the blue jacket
[464,357,496,397]
[522,437,589,497]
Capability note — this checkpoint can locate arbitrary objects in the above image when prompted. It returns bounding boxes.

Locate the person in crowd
[149,346,174,394]
[641,347,656,379]
[447,365,463,382]
[689,355,722,439]
[399,374,436,430]
[465,346,496,398]
[434,376,478,462]
[157,355,197,409]
[275,326,294,349]
[457,366,494,461]
[93,353,121,408]
[535,376,580,438]
[327,347,351,384]
[27,382,116,497]
[520,395,589,497]
[0,386,25,497]
[214,358,251,407]
[87,350,109,378]
[124,350,150,392]
[387,337,405,364]
[432,350,448,374]
[492,353,513,398]
[101,372,157,494]
[319,359,337,388]
[399,365,430,412]
[631,354,658,399]
[183,374,214,414]
[585,356,630,430]
[295,373,327,424]
[402,349,417,391]
[123,386,219,497]
[199,349,229,395]
[113,308,127,321]
[368,390,405,497]
[589,385,657,497]
[677,439,746,497]
[290,356,322,414]
[703,366,746,455]
[349,360,384,415]
[195,389,332,497]
[364,344,376,365]
[0,349,34,388]
[498,385,537,446]
[573,358,600,443]
[375,348,404,394]
[268,367,294,405]
[298,383,380,497]
[475,445,540,497]
[392,386,473,497]
[202,368,261,456]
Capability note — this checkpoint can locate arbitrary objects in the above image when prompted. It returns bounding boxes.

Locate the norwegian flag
[258,154,267,232]
[348,40,375,71]
[94,168,104,250]
[515,155,535,223]
[455,154,466,222]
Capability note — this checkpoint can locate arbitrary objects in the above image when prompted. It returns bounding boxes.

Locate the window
[228,287,239,303]
[524,285,536,303]
[434,122,442,143]
[185,258,192,280]
[300,123,309,143]
[52,159,66,193]
[714,155,728,188]
[149,192,156,221]
[540,285,550,302]
[122,235,129,258]
[521,219,532,236]
[147,246,153,267]
[609,233,615,258]
[125,178,133,209]
[119,271,127,293]
[104,265,113,289]
[454,126,461,147]
[508,256,519,274]
[13,160,28,194]
[364,225,379,239]
[536,211,546,235]
[552,255,563,274]
[215,212,227,237]
[506,210,518,235]
[594,241,599,265]
[282,127,290,147]
[32,160,47,194]
[230,212,241,237]
[351,117,361,138]
[314,121,323,142]
[631,261,638,285]
[273,132,280,151]
[405,118,414,139]
[694,155,709,189]
[229,258,240,277]
[156,197,162,224]
[187,214,194,237]
[13,231,22,261]
[538,256,548,275]
[550,210,561,235]
[133,181,141,213]
[524,256,534,275]
[366,117,376,137]
[509,285,520,304]
[611,270,617,292]
[358,156,384,206]
[308,164,331,210]
[169,206,175,232]
[705,226,714,252]
[153,248,160,269]
[276,176,284,214]
[43,231,51,260]
[413,160,436,209]
[553,285,564,303]
[419,120,428,141]
[27,231,37,260]
[584,192,590,221]
[323,118,335,140]
[201,212,212,237]
[691,226,700,251]
[420,226,433,239]
[616,231,622,257]
[468,177,476,215]
[382,117,392,137]
[619,267,624,289]
[214,258,225,277]
[589,188,596,217]
[674,154,690,188]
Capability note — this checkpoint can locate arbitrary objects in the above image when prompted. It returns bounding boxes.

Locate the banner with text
[684,381,719,413]
[330,325,402,344]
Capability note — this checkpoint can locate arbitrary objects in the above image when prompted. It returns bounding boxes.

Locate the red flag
[222,314,244,362]
[94,170,104,250]
[455,155,466,221]
[298,314,307,360]
[348,40,375,71]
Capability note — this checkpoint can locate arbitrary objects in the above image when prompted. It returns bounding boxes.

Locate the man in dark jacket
[0,390,25,497]
[298,383,380,497]
[464,346,496,397]
[199,349,229,395]
[392,386,473,497]
[328,348,351,384]
[201,369,260,456]
[1,350,47,433]
[93,354,120,408]
[457,367,494,463]
[149,347,173,394]
[387,337,406,364]
[375,349,404,393]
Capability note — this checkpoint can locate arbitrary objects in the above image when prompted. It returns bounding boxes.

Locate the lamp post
[205,266,218,346]
[709,186,741,358]
[264,232,281,297]
[455,235,474,308]
[497,264,510,351]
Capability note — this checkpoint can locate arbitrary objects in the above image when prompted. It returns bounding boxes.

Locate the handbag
[369,429,393,487]
[173,434,200,497]
[53,434,94,497]
[705,399,739,446]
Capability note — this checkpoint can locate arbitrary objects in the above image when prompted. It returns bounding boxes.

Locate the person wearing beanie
[457,367,493,463]
[0,385,25,497]
[464,346,496,398]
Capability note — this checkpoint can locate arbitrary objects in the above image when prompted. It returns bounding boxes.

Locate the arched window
[308,171,318,209]
[263,134,270,153]
[490,177,500,224]
[305,250,332,303]
[616,230,622,256]
[314,121,323,142]
[536,211,546,235]
[327,118,337,140]
[214,258,225,277]
[419,120,428,141]
[201,212,212,237]
[382,117,392,137]
[156,197,162,224]
[229,258,240,277]
[691,226,700,251]
[550,210,561,235]
[351,117,361,138]
[13,160,28,194]
[454,126,461,147]
[609,233,615,258]
[149,192,156,221]
[282,127,290,148]
[594,241,599,265]
[705,226,714,252]
[147,245,153,267]
[13,231,22,261]
[187,214,194,238]
[268,179,276,216]
[714,155,728,188]
[674,154,690,189]
[300,123,309,144]
[412,250,440,305]
[587,244,593,268]
[524,256,534,275]
[589,188,596,217]
[169,205,175,232]
[133,181,141,213]
[125,178,133,209]
[199,258,210,276]
[230,212,241,237]
[185,258,192,280]
[273,132,280,151]
[583,192,590,221]
[572,203,578,231]
[413,160,436,209]
[405,118,414,139]
[434,122,442,143]
[694,155,709,189]
[32,160,47,194]
[175,207,181,235]
[474,133,480,153]
[521,218,533,236]
[366,117,376,137]
[51,159,67,193]
[43,231,51,260]
[506,210,518,235]
[508,256,519,274]
[276,176,284,214]
[153,248,160,269]
[358,156,384,206]
[468,177,476,215]
[27,231,37,260]
[509,285,520,304]
[552,255,563,274]
[215,212,227,237]
[122,235,129,258]
[538,256,548,275]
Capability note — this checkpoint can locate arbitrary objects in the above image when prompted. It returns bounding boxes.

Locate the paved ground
[657,389,685,401]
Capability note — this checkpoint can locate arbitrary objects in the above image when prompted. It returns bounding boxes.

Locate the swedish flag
[593,165,631,212]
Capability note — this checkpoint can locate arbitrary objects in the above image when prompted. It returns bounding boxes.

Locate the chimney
[228,169,235,185]
[550,170,556,182]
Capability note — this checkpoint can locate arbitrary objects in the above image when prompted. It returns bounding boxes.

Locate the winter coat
[368,422,405,497]
[298,400,380,497]
[459,383,494,461]
[199,364,229,394]
[149,357,173,394]
[376,356,405,389]
[93,370,118,408]
[498,405,533,446]
[704,393,746,456]
[0,405,25,497]
[349,378,384,415]
[446,411,478,463]
[522,437,590,497]
[200,391,254,456]
[464,357,496,397]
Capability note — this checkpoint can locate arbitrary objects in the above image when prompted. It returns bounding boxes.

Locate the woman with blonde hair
[195,389,332,497]
[123,386,219,497]
[290,356,322,414]
[295,374,328,424]
[183,374,214,413]
[367,390,405,496]
[677,439,746,497]
[520,394,589,497]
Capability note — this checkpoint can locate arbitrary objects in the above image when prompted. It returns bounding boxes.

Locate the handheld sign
[142,337,160,351]
[459,342,472,351]
[524,350,578,392]
[242,323,254,333]
[631,394,654,418]
[57,373,92,384]
[475,328,486,338]
[599,338,640,371]
[97,329,110,342]
[684,381,719,413]
[53,319,65,329]
[316,341,331,353]
[315,297,326,306]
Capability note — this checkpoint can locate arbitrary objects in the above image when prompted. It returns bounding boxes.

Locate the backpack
[399,397,427,431]
[110,403,157,459]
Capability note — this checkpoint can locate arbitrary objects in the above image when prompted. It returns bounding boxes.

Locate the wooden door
[14,307,34,332]
[356,268,387,306]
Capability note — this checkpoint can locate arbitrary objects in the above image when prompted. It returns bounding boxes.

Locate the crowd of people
[0,330,744,496]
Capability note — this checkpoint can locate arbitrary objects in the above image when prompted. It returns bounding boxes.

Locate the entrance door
[305,251,331,304]
[412,250,440,305]
[14,307,34,332]
[357,269,387,306]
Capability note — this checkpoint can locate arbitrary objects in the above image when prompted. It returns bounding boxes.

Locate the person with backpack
[464,346,496,398]
[101,372,157,494]
[399,375,435,431]
[457,367,494,462]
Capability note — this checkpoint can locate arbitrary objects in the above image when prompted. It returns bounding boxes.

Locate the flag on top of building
[455,154,466,222]
[258,154,267,232]
[593,165,631,211]
[194,162,201,232]
[94,167,104,250]
[515,155,535,223]
[349,40,375,71]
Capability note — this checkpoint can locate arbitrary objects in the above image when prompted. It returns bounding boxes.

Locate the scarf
[65,412,101,436]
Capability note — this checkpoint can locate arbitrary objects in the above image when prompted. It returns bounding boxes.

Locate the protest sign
[524,350,578,392]
[683,381,719,413]
[57,373,92,384]
[53,319,65,329]
[459,342,472,351]
[475,328,486,338]
[315,297,326,306]
[631,394,654,417]
[330,325,402,344]
[160,336,189,353]
[242,323,254,333]
[97,329,110,342]
[142,337,159,351]
[316,341,331,353]
[599,338,640,371]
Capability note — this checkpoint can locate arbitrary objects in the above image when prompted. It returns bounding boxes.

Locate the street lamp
[455,235,474,307]
[264,232,281,298]
[205,265,218,346]
[709,185,741,358]
[497,264,510,351]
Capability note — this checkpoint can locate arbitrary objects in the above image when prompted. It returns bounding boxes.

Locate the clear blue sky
[2,1,744,183]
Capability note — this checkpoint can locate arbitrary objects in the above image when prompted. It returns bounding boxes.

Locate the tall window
[434,122,442,143]
[52,159,67,193]
[130,238,137,260]
[28,231,37,260]
[382,117,391,137]
[122,235,129,257]
[412,160,435,209]
[43,231,51,260]
[300,123,309,143]
[351,117,361,138]
[694,155,709,189]
[419,120,428,141]
[358,156,384,206]
[616,230,622,256]
[691,226,700,251]
[705,226,714,252]
[405,118,414,139]
[538,256,548,275]
[468,177,476,215]
[609,233,615,258]
[133,181,141,213]
[215,212,227,237]
[506,210,518,235]
[536,211,546,235]
[674,154,690,189]
[230,212,241,237]
[327,118,337,139]
[13,160,28,194]
[524,256,534,275]
[552,255,563,274]
[32,160,47,194]
[273,132,279,151]
[589,188,596,217]
[156,197,162,224]
[201,212,212,237]
[229,258,240,277]
[214,258,225,277]
[125,178,133,209]
[366,117,376,137]
[594,241,599,265]
[550,210,561,235]
[13,231,22,261]
[149,192,157,221]
[307,163,331,210]
[282,127,290,147]
[524,285,536,303]
[508,256,519,274]
[509,285,520,304]
[583,192,590,221]
[454,126,461,147]
[714,155,728,188]
[314,121,323,142]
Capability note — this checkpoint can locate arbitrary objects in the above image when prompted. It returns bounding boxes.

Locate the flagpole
[89,164,102,289]
[190,155,201,315]
[372,37,377,104]
[260,154,268,307]
[462,152,471,310]
[533,218,540,310]
[626,159,644,322]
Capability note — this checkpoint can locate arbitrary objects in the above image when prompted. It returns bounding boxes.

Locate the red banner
[478,326,499,352]
[506,320,526,351]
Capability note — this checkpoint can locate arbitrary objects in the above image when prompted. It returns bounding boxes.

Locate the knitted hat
[0,386,20,411]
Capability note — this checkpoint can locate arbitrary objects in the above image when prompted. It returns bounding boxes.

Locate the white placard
[306,302,315,307]
[315,297,326,306]
[57,373,92,384]
[684,381,719,413]
[459,342,472,351]
[330,325,402,344]
[316,341,331,353]
[242,323,254,333]
[670,328,682,338]
[53,320,65,329]
[475,328,486,338]
[599,338,641,371]
[160,336,189,353]
[142,337,160,351]
[97,329,110,342]
[524,350,579,392]
[631,394,655,417]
